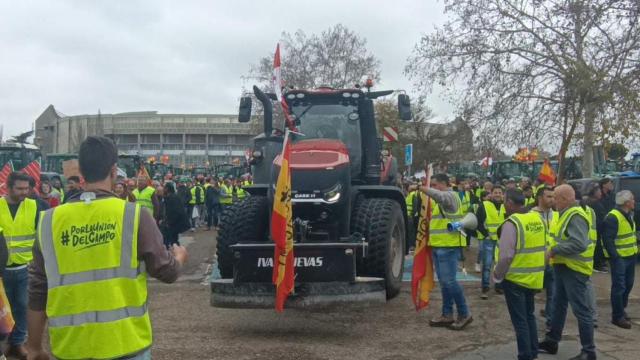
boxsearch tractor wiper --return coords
[293,105,314,123]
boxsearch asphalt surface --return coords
[144,229,640,360]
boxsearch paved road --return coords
[145,229,640,360]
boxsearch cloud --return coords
[0,0,451,138]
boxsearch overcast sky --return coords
[0,0,451,139]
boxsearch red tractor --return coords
[211,83,412,308]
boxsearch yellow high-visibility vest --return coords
[405,191,418,216]
[132,187,155,213]
[605,209,638,258]
[503,212,547,289]
[429,194,465,247]
[0,197,37,265]
[190,185,205,205]
[38,198,151,360]
[220,184,233,205]
[549,206,594,276]
[483,200,505,241]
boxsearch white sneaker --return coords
[474,263,481,273]
[0,354,7,360]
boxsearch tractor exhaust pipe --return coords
[253,86,273,136]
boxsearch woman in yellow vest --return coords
[26,136,188,360]
[602,190,638,329]
[494,189,546,360]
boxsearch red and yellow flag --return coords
[411,165,435,311]
[538,158,556,185]
[271,132,295,312]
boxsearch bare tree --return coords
[249,24,381,90]
[376,97,474,171]
[406,0,640,180]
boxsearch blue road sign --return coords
[405,143,413,166]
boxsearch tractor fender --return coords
[244,184,269,197]
[351,185,409,240]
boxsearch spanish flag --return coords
[271,131,295,312]
[411,167,435,311]
[538,158,556,186]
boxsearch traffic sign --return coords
[383,127,398,142]
[405,144,413,166]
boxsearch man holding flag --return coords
[421,173,473,330]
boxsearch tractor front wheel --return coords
[352,198,405,299]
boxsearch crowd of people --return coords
[404,174,636,360]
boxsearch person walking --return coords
[205,178,221,230]
[422,173,473,330]
[476,186,505,298]
[530,186,557,331]
[494,189,547,360]
[539,184,596,360]
[189,179,205,229]
[586,183,608,273]
[160,182,189,249]
[26,136,188,360]
[602,190,637,329]
[0,172,46,359]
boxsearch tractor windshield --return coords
[290,102,362,176]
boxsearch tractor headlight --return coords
[323,183,342,203]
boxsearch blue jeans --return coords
[2,267,28,345]
[609,256,636,321]
[481,240,496,289]
[543,265,555,329]
[503,280,538,360]
[545,265,595,356]
[433,247,469,318]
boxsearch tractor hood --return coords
[274,139,350,170]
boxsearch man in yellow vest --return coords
[132,176,159,220]
[494,189,547,360]
[476,186,505,298]
[602,190,637,329]
[26,136,188,360]
[422,173,473,330]
[189,179,205,229]
[219,178,234,210]
[0,172,44,360]
[538,185,596,360]
[530,185,558,331]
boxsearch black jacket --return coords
[162,194,189,233]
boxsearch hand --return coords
[171,244,189,265]
[545,249,554,262]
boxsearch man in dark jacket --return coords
[160,182,188,249]
[585,183,607,272]
[205,178,221,230]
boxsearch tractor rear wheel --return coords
[351,198,405,299]
[216,195,269,278]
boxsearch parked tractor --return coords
[211,84,412,308]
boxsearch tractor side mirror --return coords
[398,94,412,121]
[238,97,252,123]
